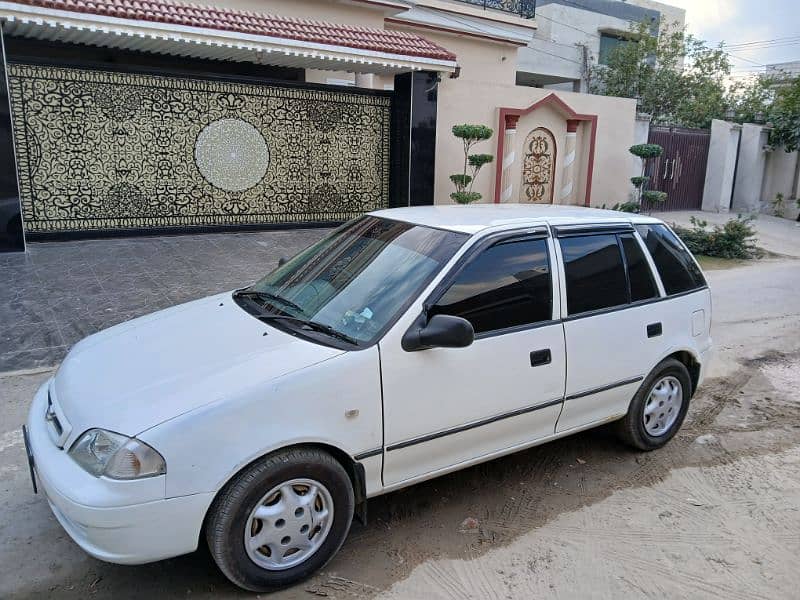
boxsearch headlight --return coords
[68,429,166,480]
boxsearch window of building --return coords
[620,234,659,302]
[560,234,628,314]
[429,237,552,334]
[599,33,633,65]
[635,224,706,295]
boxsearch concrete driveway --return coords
[653,211,800,258]
[0,228,330,373]
[1,256,799,599]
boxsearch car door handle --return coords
[647,322,662,338]
[530,349,551,367]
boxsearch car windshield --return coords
[239,216,467,346]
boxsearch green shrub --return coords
[629,143,665,159]
[772,193,784,217]
[452,124,493,141]
[611,201,641,213]
[641,190,668,203]
[451,191,482,204]
[673,215,759,259]
[468,153,494,168]
[630,176,650,187]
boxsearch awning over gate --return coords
[0,0,458,74]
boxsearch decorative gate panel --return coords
[521,127,556,204]
[7,64,391,234]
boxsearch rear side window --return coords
[620,234,658,302]
[635,224,706,295]
[429,237,552,334]
[559,234,628,314]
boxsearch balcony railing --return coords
[456,0,537,19]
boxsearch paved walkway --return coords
[0,228,330,373]
[654,211,800,258]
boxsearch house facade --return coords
[518,0,685,92]
[767,60,800,79]
[0,0,639,252]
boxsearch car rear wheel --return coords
[616,358,692,451]
[205,447,354,592]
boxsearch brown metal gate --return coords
[643,126,710,211]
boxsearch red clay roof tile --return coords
[9,0,456,61]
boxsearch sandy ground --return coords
[1,257,799,599]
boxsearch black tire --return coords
[616,358,692,451]
[205,447,354,592]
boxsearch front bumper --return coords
[26,381,215,565]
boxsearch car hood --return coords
[52,292,344,438]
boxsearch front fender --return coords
[138,347,383,499]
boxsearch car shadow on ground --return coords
[10,351,800,599]
[14,427,628,600]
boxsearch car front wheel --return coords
[205,447,354,592]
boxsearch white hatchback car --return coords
[24,205,712,591]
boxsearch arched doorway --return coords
[521,127,556,203]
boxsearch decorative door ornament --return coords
[521,127,556,203]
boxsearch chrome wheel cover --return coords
[643,375,683,436]
[244,478,334,571]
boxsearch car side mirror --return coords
[278,256,288,267]
[402,314,474,352]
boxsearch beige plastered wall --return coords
[197,1,635,204]
[200,0,396,90]
[393,28,637,207]
[305,70,395,90]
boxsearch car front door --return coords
[379,229,566,488]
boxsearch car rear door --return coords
[379,228,566,488]
[554,224,666,432]
[634,222,712,371]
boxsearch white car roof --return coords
[370,204,663,235]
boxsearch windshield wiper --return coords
[233,289,306,316]
[256,314,360,346]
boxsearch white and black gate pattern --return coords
[7,64,391,234]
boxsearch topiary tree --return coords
[629,143,665,210]
[450,124,494,204]
[589,19,731,129]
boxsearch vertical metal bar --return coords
[0,22,25,252]
[728,127,742,211]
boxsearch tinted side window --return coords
[620,234,658,302]
[635,224,706,295]
[429,238,552,334]
[560,234,628,314]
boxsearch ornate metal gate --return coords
[521,127,556,203]
[644,126,710,211]
[7,64,391,235]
